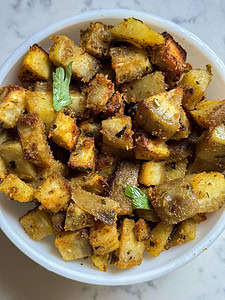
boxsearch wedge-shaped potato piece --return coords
[179,65,212,110]
[18,44,52,83]
[134,133,170,161]
[164,159,188,182]
[121,71,167,103]
[172,109,191,140]
[64,202,94,231]
[0,157,7,180]
[190,99,225,128]
[83,173,109,196]
[0,85,25,128]
[110,18,164,47]
[67,89,87,119]
[68,136,95,171]
[17,113,53,168]
[95,153,118,178]
[51,212,66,233]
[0,174,34,202]
[151,32,186,81]
[35,173,71,213]
[110,45,151,84]
[80,22,112,57]
[25,90,57,129]
[71,186,119,226]
[136,88,183,139]
[20,208,53,241]
[0,140,37,181]
[139,161,165,186]
[90,222,119,255]
[147,223,173,257]
[134,218,150,242]
[55,230,92,261]
[115,218,145,269]
[110,161,139,215]
[91,254,110,272]
[49,35,100,82]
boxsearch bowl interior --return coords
[0,11,225,285]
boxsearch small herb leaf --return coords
[125,185,151,210]
[53,61,73,111]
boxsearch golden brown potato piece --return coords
[0,174,34,202]
[164,160,188,182]
[34,173,71,213]
[178,65,212,110]
[90,222,119,255]
[20,208,53,241]
[110,161,139,215]
[55,230,92,261]
[17,113,53,168]
[134,218,150,242]
[0,157,7,180]
[136,88,183,140]
[115,218,145,269]
[49,35,100,82]
[79,120,100,139]
[18,44,52,83]
[91,254,110,272]
[80,22,112,57]
[0,85,25,128]
[172,109,191,140]
[151,32,186,81]
[83,173,109,196]
[139,161,165,186]
[110,17,164,47]
[110,45,151,84]
[39,159,69,180]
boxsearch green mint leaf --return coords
[125,185,151,210]
[53,61,73,111]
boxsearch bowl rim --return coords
[0,8,225,286]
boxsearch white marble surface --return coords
[0,0,225,299]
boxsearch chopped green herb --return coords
[124,185,151,210]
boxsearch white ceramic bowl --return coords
[0,9,225,286]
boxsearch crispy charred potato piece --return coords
[178,65,212,110]
[68,136,95,171]
[51,212,66,233]
[91,254,110,272]
[115,218,145,269]
[104,91,125,117]
[55,230,92,261]
[151,32,186,81]
[110,45,151,84]
[0,157,7,180]
[0,174,34,202]
[136,88,183,140]
[139,161,165,186]
[190,99,225,128]
[134,218,150,242]
[147,223,173,257]
[135,208,160,223]
[134,133,170,161]
[0,140,37,181]
[83,173,109,196]
[167,140,192,162]
[49,35,100,82]
[95,153,118,178]
[79,120,100,139]
[71,186,119,226]
[110,17,164,47]
[67,89,87,119]
[121,71,167,104]
[34,173,71,213]
[64,202,94,231]
[80,22,112,57]
[172,109,191,140]
[18,44,52,83]
[110,161,139,215]
[0,85,25,128]
[20,208,53,241]
[17,113,53,168]
[90,222,119,255]
[164,159,188,182]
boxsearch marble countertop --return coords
[0,0,225,299]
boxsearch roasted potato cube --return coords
[151,32,186,81]
[172,109,191,140]
[51,212,66,233]
[190,99,225,128]
[64,202,94,231]
[121,71,167,103]
[134,218,150,242]
[91,254,110,272]
[49,35,100,82]
[0,85,25,128]
[136,88,183,139]
[90,222,119,255]
[95,153,118,178]
[34,173,71,213]
[0,157,7,180]
[0,140,37,181]
[0,174,34,202]
[139,161,165,186]
[80,22,112,57]
[68,136,95,171]
[110,17,164,47]
[110,161,139,215]
[83,173,109,196]
[115,218,145,269]
[55,230,92,261]
[67,89,87,119]
[110,45,151,84]
[164,159,188,182]
[179,65,212,110]
[79,120,100,139]
[18,44,52,83]
[147,222,173,257]
[20,208,53,241]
